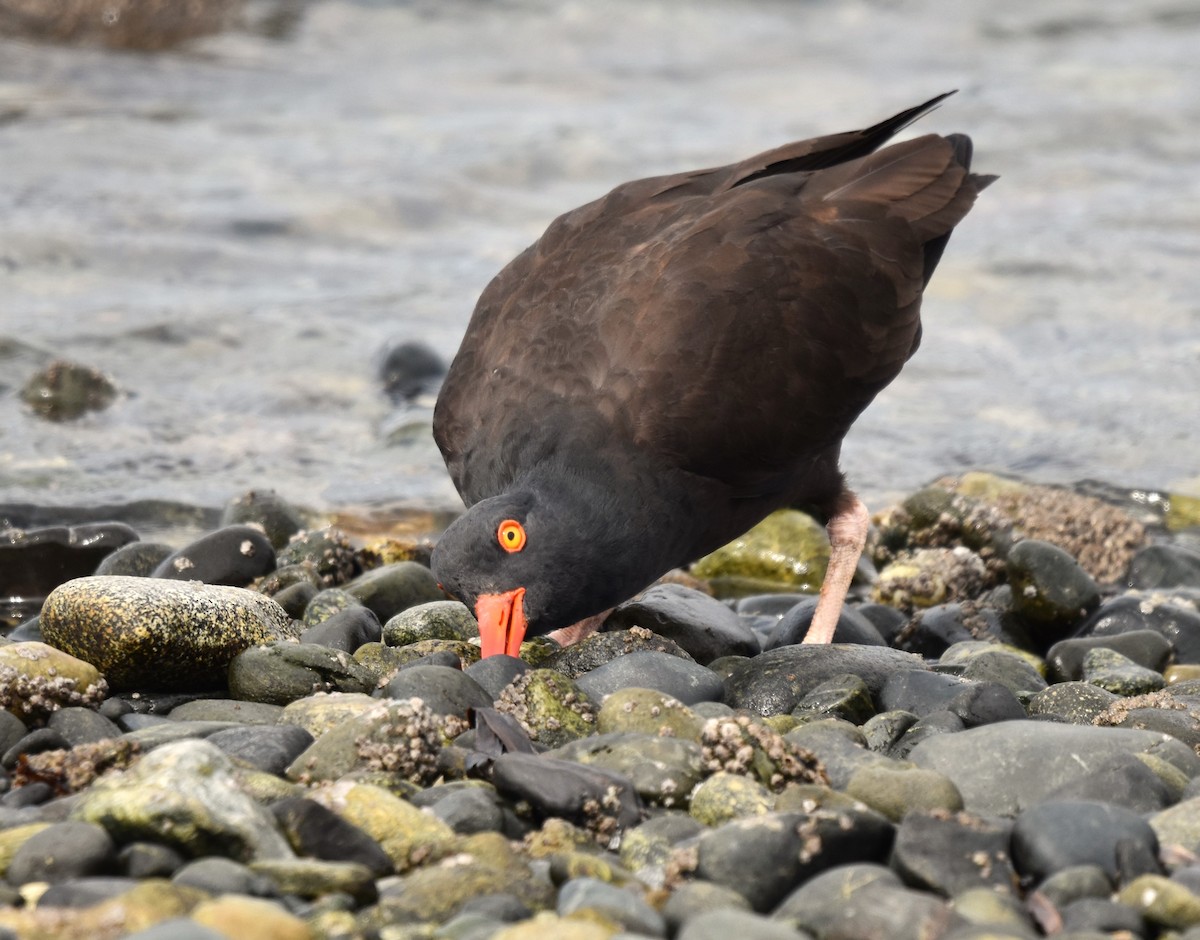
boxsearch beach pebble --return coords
[1012,799,1160,884]
[0,641,107,721]
[596,687,704,739]
[379,664,492,716]
[575,650,724,705]
[344,561,444,622]
[276,528,359,587]
[676,907,799,940]
[1046,629,1172,682]
[1082,647,1166,695]
[605,583,760,663]
[491,752,642,834]
[4,819,115,885]
[464,654,530,700]
[688,770,772,824]
[382,599,477,646]
[219,490,306,551]
[206,724,314,776]
[844,764,963,821]
[151,525,276,587]
[766,596,886,648]
[1127,544,1200,590]
[890,809,1015,895]
[298,604,381,652]
[1084,595,1200,664]
[269,796,393,876]
[550,732,703,808]
[227,641,376,705]
[1007,539,1100,635]
[544,628,694,677]
[96,540,174,578]
[557,876,666,935]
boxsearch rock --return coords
[189,895,311,940]
[41,576,294,691]
[676,907,798,940]
[791,673,876,723]
[0,881,208,939]
[311,781,455,872]
[94,541,175,578]
[946,681,1027,727]
[20,359,117,420]
[71,739,293,861]
[1059,897,1147,936]
[1025,681,1119,724]
[0,642,108,721]
[543,627,694,678]
[344,562,444,622]
[46,706,122,745]
[269,796,393,876]
[955,647,1048,698]
[383,600,478,646]
[878,669,976,718]
[1080,595,1200,663]
[1041,752,1181,813]
[379,339,445,402]
[556,876,666,935]
[844,765,963,822]
[873,548,988,611]
[909,721,1200,815]
[1034,864,1113,908]
[496,670,596,748]
[575,651,724,705]
[1127,544,1200,590]
[723,645,925,716]
[219,491,306,551]
[691,509,829,597]
[703,714,828,790]
[302,587,363,626]
[861,710,919,753]
[890,810,1016,896]
[766,596,887,648]
[276,528,359,588]
[1082,647,1165,695]
[595,687,704,739]
[423,784,507,834]
[379,664,492,715]
[248,856,377,904]
[491,753,642,838]
[619,812,705,881]
[270,581,318,620]
[1012,800,1159,885]
[168,699,283,725]
[152,525,276,587]
[172,856,276,897]
[1117,874,1200,930]
[1046,630,1172,682]
[205,724,314,776]
[278,691,379,738]
[227,641,376,705]
[298,605,381,652]
[606,583,760,663]
[688,771,773,825]
[118,842,187,879]
[1007,539,1100,638]
[4,819,115,885]
[551,732,703,808]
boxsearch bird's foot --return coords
[802,491,869,644]
[547,609,612,648]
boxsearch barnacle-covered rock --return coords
[495,670,596,747]
[699,714,827,792]
[0,641,108,722]
[276,527,360,587]
[872,547,988,612]
[13,737,139,794]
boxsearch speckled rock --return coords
[1026,681,1120,724]
[227,641,376,705]
[595,687,705,740]
[890,810,1016,896]
[344,561,444,622]
[276,527,360,588]
[690,509,830,597]
[543,626,694,677]
[496,669,596,747]
[1007,539,1100,635]
[41,576,294,691]
[151,524,276,587]
[1082,647,1166,695]
[873,547,988,610]
[550,732,704,808]
[71,739,293,861]
[382,599,478,647]
[0,641,107,721]
[302,588,363,626]
[605,583,760,664]
[689,770,773,824]
[700,714,827,791]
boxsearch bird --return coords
[431,92,994,658]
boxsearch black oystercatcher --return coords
[432,93,993,658]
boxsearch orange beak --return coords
[475,587,528,658]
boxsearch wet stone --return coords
[575,650,724,705]
[1035,864,1114,908]
[544,627,695,678]
[298,604,381,653]
[151,524,276,587]
[556,876,666,935]
[93,540,173,578]
[690,509,829,597]
[766,596,887,648]
[278,691,378,738]
[605,583,760,664]
[227,641,376,705]
[302,588,363,626]
[219,490,306,551]
[168,698,283,725]
[946,681,1027,727]
[20,359,117,421]
[424,784,507,834]
[4,819,115,885]
[0,642,107,722]
[269,795,393,876]
[1080,595,1200,664]
[464,654,529,700]
[46,706,121,745]
[552,732,703,808]
[1059,897,1147,936]
[1026,681,1120,724]
[0,522,139,600]
[496,669,596,748]
[844,764,964,822]
[1127,544,1200,590]
[379,664,492,716]
[1007,539,1100,638]
[619,812,704,880]
[1082,647,1166,695]
[954,648,1048,699]
[382,599,478,646]
[1041,752,1181,813]
[118,842,187,879]
[878,668,975,718]
[861,709,919,753]
[249,856,377,904]
[491,752,642,839]
[270,580,318,620]
[1047,629,1172,682]
[379,338,446,402]
[792,673,876,723]
[343,561,444,622]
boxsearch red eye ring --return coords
[497,519,526,553]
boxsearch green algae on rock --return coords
[495,669,597,747]
[40,575,294,691]
[0,641,108,721]
[690,509,830,597]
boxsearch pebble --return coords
[0,641,108,722]
[219,490,307,551]
[297,604,381,652]
[1046,629,1172,682]
[1127,544,1200,590]
[890,809,1015,895]
[1082,647,1166,695]
[5,819,115,885]
[551,732,703,808]
[343,561,445,622]
[575,650,724,705]
[205,724,314,775]
[382,599,478,646]
[766,595,887,647]
[378,664,492,715]
[556,876,666,935]
[605,583,760,663]
[151,524,277,587]
[689,508,830,596]
[227,641,376,705]
[1085,595,1200,664]
[1012,799,1160,883]
[1006,539,1101,637]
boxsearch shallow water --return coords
[2,0,1199,536]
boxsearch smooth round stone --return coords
[575,651,724,705]
[303,589,363,626]
[766,596,886,649]
[151,525,276,587]
[118,842,187,879]
[946,681,1027,727]
[909,721,1200,816]
[557,876,666,936]
[689,771,772,825]
[495,670,596,748]
[596,687,704,739]
[41,576,294,691]
[957,649,1048,698]
[227,641,376,705]
[168,699,284,725]
[344,562,444,622]
[949,887,1034,934]
[861,710,919,753]
[1026,682,1120,724]
[490,752,642,832]
[1082,648,1165,695]
[379,664,492,715]
[1117,874,1200,930]
[1128,544,1200,590]
[46,706,122,745]
[95,541,174,578]
[382,600,477,647]
[606,583,760,664]
[1041,752,1181,813]
[890,810,1015,896]
[691,509,830,596]
[0,709,28,757]
[35,877,143,907]
[1007,539,1100,633]
[1035,864,1113,907]
[889,710,966,760]
[219,490,306,551]
[271,580,319,620]
[379,339,445,402]
[1082,596,1200,663]
[1151,796,1200,855]
[249,857,377,904]
[189,895,310,939]
[792,673,875,723]
[298,605,381,653]
[544,628,694,678]
[206,724,314,775]
[269,796,392,876]
[844,764,963,822]
[675,907,795,940]
[878,668,976,718]
[0,522,139,599]
[723,645,925,716]
[0,641,108,724]
[464,654,530,700]
[5,820,115,885]
[422,785,506,835]
[619,812,705,878]
[1060,897,1147,935]
[172,856,277,897]
[781,720,878,789]
[278,692,379,739]
[551,732,703,809]
[1047,630,1172,683]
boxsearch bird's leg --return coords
[802,490,869,644]
[547,609,612,648]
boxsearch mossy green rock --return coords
[278,691,379,738]
[844,764,964,822]
[1166,491,1200,532]
[1118,874,1200,929]
[303,588,362,626]
[312,781,455,872]
[872,547,987,610]
[354,639,479,684]
[41,576,294,691]
[691,509,829,596]
[690,771,773,825]
[0,879,207,937]
[550,732,704,808]
[1082,647,1165,695]
[618,813,704,876]
[0,641,107,720]
[383,600,478,646]
[498,669,596,747]
[227,641,376,705]
[596,687,704,740]
[1007,539,1100,627]
[249,857,377,903]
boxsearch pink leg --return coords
[802,491,869,645]
[547,609,612,648]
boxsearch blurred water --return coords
[2,0,1198,530]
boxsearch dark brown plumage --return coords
[432,93,994,657]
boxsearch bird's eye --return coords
[497,519,526,553]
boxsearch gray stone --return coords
[344,562,444,622]
[557,877,666,936]
[1007,540,1100,635]
[575,651,724,705]
[606,584,760,664]
[206,724,315,775]
[383,600,479,647]
[227,641,376,705]
[5,820,115,885]
[379,664,492,716]
[551,732,704,809]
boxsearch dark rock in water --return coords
[1012,800,1161,883]
[909,721,1200,816]
[379,340,446,402]
[379,664,492,716]
[270,796,393,876]
[206,724,314,775]
[1026,681,1120,724]
[723,645,925,716]
[891,810,1016,896]
[606,583,760,664]
[1084,594,1200,664]
[575,651,724,705]
[152,524,276,587]
[5,820,115,885]
[94,541,173,578]
[20,359,117,420]
[491,752,642,833]
[228,641,376,705]
[277,528,360,587]
[695,808,893,912]
[299,605,381,653]
[1127,544,1200,590]
[878,669,975,718]
[41,575,294,691]
[465,654,529,700]
[0,522,139,598]
[545,628,695,678]
[1007,539,1100,640]
[1046,629,1172,682]
[219,490,306,550]
[766,596,886,649]
[344,562,444,622]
